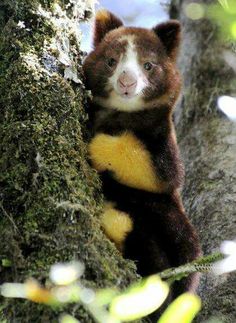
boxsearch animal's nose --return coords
[117,71,137,94]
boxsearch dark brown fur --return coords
[83,10,201,319]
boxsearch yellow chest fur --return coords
[88,131,166,192]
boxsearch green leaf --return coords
[110,275,169,321]
[158,293,201,323]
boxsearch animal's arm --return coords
[138,129,185,191]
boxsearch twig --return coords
[158,252,224,282]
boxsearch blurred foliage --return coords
[0,261,202,323]
[1,246,233,322]
[110,275,169,321]
[208,0,236,39]
[1,242,235,323]
[158,293,201,323]
[184,1,236,40]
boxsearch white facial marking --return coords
[112,36,147,96]
[95,35,149,112]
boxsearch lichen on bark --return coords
[0,1,138,321]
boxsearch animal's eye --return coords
[107,58,117,68]
[144,62,153,71]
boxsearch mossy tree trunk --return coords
[170,0,236,321]
[0,1,138,321]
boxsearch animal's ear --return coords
[153,20,181,61]
[93,10,123,47]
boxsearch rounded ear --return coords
[93,10,123,47]
[153,20,181,61]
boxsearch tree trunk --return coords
[170,0,236,322]
[0,1,138,321]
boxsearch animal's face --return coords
[83,10,182,112]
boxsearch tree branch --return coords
[158,252,224,283]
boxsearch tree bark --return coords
[0,1,138,322]
[170,0,236,322]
